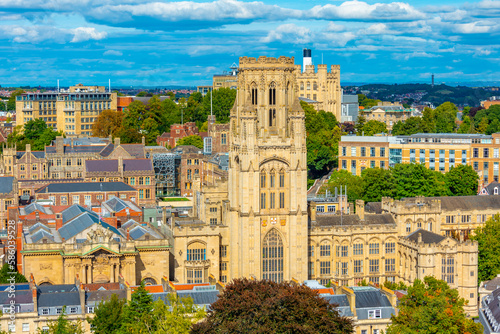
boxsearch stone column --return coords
[110,264,115,283]
[86,265,92,284]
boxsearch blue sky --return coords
[0,0,499,87]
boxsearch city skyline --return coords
[0,0,499,86]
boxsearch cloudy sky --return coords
[0,0,499,87]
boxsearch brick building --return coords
[156,122,203,149]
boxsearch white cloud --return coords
[262,24,312,44]
[325,22,345,32]
[104,49,123,56]
[71,27,107,42]
[453,22,494,34]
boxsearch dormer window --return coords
[495,187,498,195]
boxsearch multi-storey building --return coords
[339,133,500,184]
[0,176,18,228]
[363,102,413,131]
[212,64,238,90]
[15,84,117,135]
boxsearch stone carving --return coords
[40,263,52,270]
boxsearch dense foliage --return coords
[392,102,458,135]
[322,163,478,202]
[302,101,341,179]
[92,89,236,145]
[176,135,204,149]
[386,276,482,334]
[191,278,354,334]
[471,214,500,282]
[7,119,63,151]
[0,263,28,283]
[88,284,205,334]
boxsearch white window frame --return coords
[368,309,382,319]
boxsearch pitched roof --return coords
[480,287,500,331]
[99,143,115,157]
[400,195,500,212]
[29,222,51,234]
[177,290,219,305]
[86,159,118,172]
[31,230,55,243]
[0,290,33,305]
[352,288,393,308]
[62,204,97,224]
[36,182,136,194]
[0,176,15,194]
[315,213,396,227]
[38,287,80,308]
[24,202,47,215]
[406,228,446,244]
[58,212,123,240]
[85,290,127,304]
[123,159,152,171]
[484,181,500,195]
[131,285,164,293]
[83,282,121,292]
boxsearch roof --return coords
[85,290,127,304]
[46,145,105,154]
[0,290,33,305]
[24,202,47,215]
[86,159,118,172]
[83,282,121,291]
[176,290,219,305]
[481,286,500,332]
[123,159,153,171]
[58,212,123,240]
[131,285,164,293]
[299,97,319,103]
[365,202,382,214]
[62,204,98,224]
[484,181,500,195]
[29,222,51,234]
[352,287,393,308]
[171,283,210,291]
[36,182,136,194]
[37,285,80,308]
[483,275,500,291]
[438,195,500,211]
[405,228,446,244]
[0,177,15,194]
[31,230,55,243]
[315,214,396,227]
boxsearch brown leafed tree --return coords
[191,278,354,334]
[92,109,124,137]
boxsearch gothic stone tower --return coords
[228,56,308,282]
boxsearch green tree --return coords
[136,91,147,97]
[141,117,160,146]
[355,110,366,134]
[422,107,436,133]
[176,135,203,149]
[7,119,62,151]
[88,293,126,334]
[38,306,85,334]
[0,100,6,111]
[361,120,387,136]
[321,170,364,202]
[152,294,205,334]
[0,263,28,283]
[361,168,394,202]
[477,116,489,134]
[457,115,473,134]
[391,163,448,199]
[486,118,500,135]
[471,214,500,282]
[307,127,341,179]
[392,117,425,136]
[200,88,236,123]
[191,278,354,334]
[119,283,155,333]
[92,109,124,138]
[386,276,482,334]
[434,102,458,133]
[445,164,479,196]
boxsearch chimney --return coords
[302,48,312,73]
[142,136,145,146]
[55,136,64,154]
[356,199,365,220]
[114,137,120,146]
[126,228,130,241]
[118,156,123,175]
[26,143,31,153]
[32,285,38,312]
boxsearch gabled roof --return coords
[484,181,500,196]
[62,204,98,224]
[24,202,47,215]
[315,213,396,227]
[406,228,446,244]
[37,285,80,308]
[128,225,161,240]
[0,289,33,305]
[352,287,393,308]
[59,212,123,240]
[85,289,127,304]
[31,230,55,243]
[29,222,51,235]
[0,177,15,194]
[177,290,219,305]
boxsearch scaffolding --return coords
[152,153,180,197]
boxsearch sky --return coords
[0,0,499,87]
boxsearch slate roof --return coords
[86,159,118,172]
[31,230,55,243]
[24,202,47,215]
[0,177,15,194]
[16,151,45,159]
[0,290,33,305]
[45,145,105,154]
[83,282,121,291]
[123,159,152,171]
[406,228,446,244]
[400,195,500,211]
[122,144,145,158]
[483,276,500,291]
[36,182,136,193]
[58,212,123,240]
[85,290,127,304]
[176,290,219,305]
[62,204,98,224]
[481,287,500,332]
[352,287,393,308]
[484,181,500,195]
[315,214,396,226]
[38,290,80,308]
[127,225,161,240]
[98,143,115,157]
[0,284,30,292]
[29,222,51,234]
[104,197,128,212]
[365,202,382,214]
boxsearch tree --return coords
[176,135,203,149]
[457,115,473,134]
[307,127,341,179]
[200,88,236,123]
[355,110,366,134]
[391,163,448,199]
[141,117,160,146]
[0,263,27,283]
[361,168,394,202]
[0,100,6,111]
[136,91,148,97]
[434,102,458,133]
[477,117,489,134]
[445,165,479,196]
[92,109,124,138]
[191,278,354,334]
[7,119,62,151]
[88,293,126,334]
[321,170,364,202]
[392,117,425,135]
[119,283,155,333]
[361,120,387,136]
[152,294,205,334]
[471,214,500,282]
[386,276,482,334]
[39,306,85,334]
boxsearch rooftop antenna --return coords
[210,90,213,117]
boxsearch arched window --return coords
[251,85,258,105]
[269,83,276,105]
[279,170,285,188]
[262,229,283,282]
[187,241,206,261]
[306,81,310,90]
[142,277,157,286]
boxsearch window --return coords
[22,323,30,332]
[442,257,454,284]
[368,309,382,319]
[473,148,479,158]
[342,147,346,156]
[187,245,206,261]
[210,207,217,213]
[251,87,258,105]
[341,262,348,275]
[72,195,79,205]
[340,245,348,257]
[316,205,324,213]
[42,308,49,315]
[130,177,135,185]
[187,269,203,283]
[32,164,37,171]
[369,259,379,273]
[370,147,375,157]
[385,258,395,272]
[220,245,227,258]
[269,192,275,209]
[484,148,489,158]
[380,161,385,169]
[308,262,314,276]
[260,172,266,188]
[369,243,379,254]
[353,243,363,255]
[139,177,144,185]
[270,172,275,188]
[327,205,335,212]
[139,189,144,199]
[220,262,227,271]
[263,229,283,282]
[354,260,363,273]
[20,164,25,171]
[406,223,411,233]
[380,147,385,157]
[8,324,15,332]
[260,192,266,209]
[320,244,331,256]
[385,242,395,254]
[221,133,227,145]
[279,192,285,209]
[56,307,63,314]
[360,147,366,157]
[351,147,357,157]
[77,158,82,166]
[279,171,285,187]
[308,245,314,257]
[320,261,330,275]
[210,218,217,225]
